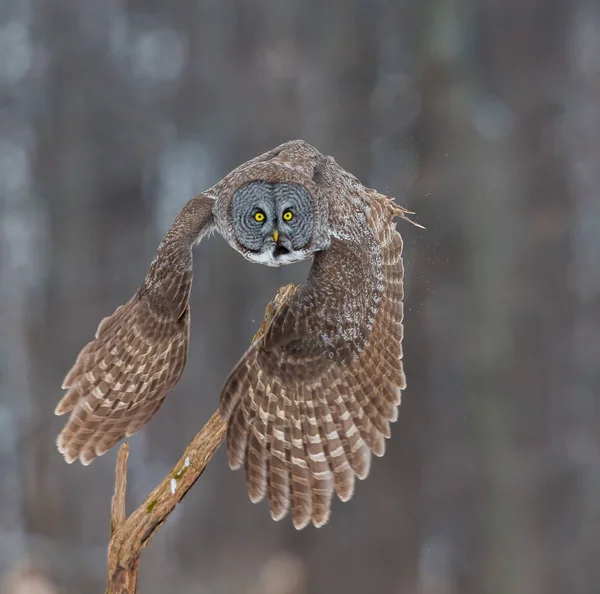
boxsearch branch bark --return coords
[106,284,297,594]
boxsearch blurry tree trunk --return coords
[0,0,46,580]
[487,1,575,593]
[409,0,574,592]
[559,1,600,592]
[25,2,159,591]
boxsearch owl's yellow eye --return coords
[254,211,266,222]
[282,210,293,222]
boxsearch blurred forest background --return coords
[1,0,599,593]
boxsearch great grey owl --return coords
[55,140,420,529]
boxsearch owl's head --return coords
[229,181,317,267]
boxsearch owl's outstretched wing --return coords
[55,195,215,465]
[220,197,407,529]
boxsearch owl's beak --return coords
[272,230,279,243]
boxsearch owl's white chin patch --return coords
[246,249,309,267]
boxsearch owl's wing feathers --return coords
[220,194,407,529]
[55,195,215,465]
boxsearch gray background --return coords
[1,0,599,593]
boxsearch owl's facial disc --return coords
[231,181,315,267]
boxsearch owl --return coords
[55,140,420,529]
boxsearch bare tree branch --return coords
[111,443,129,536]
[106,284,297,594]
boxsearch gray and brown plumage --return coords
[55,140,421,529]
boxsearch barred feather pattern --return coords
[55,195,214,464]
[220,186,407,529]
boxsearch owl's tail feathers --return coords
[389,202,425,229]
[55,294,189,465]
